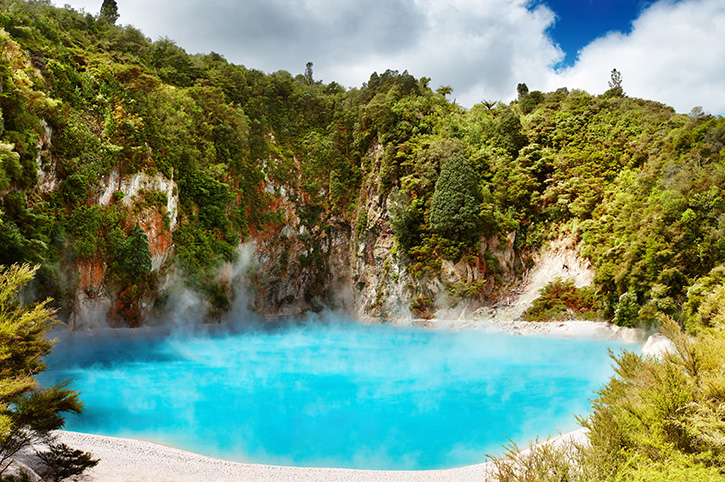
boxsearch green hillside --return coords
[0,0,723,331]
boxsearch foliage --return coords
[0,0,723,324]
[0,264,96,479]
[490,437,588,482]
[604,68,624,97]
[581,316,725,479]
[523,278,597,322]
[36,443,98,482]
[430,153,483,244]
[99,0,119,25]
[492,316,725,481]
[113,222,152,282]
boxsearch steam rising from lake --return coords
[42,319,635,470]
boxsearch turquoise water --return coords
[41,320,635,470]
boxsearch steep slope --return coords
[1,1,724,331]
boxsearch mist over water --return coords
[41,319,636,470]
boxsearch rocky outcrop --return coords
[63,140,531,327]
[350,148,412,320]
[34,119,58,193]
[492,235,595,321]
[348,143,520,322]
[71,169,179,328]
[251,173,353,316]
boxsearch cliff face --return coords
[97,169,178,270]
[40,132,520,327]
[242,140,519,323]
[68,168,179,328]
[347,144,519,321]
[250,155,354,316]
[3,14,524,326]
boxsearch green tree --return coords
[519,90,544,114]
[517,82,529,101]
[0,264,97,478]
[122,223,153,279]
[0,143,22,191]
[304,62,314,85]
[430,153,484,243]
[436,85,453,96]
[494,107,528,157]
[100,0,119,25]
[604,68,624,97]
[608,68,622,89]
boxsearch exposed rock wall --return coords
[71,169,179,328]
[493,235,595,321]
[350,148,414,321]
[347,143,520,322]
[251,176,353,316]
[59,139,533,326]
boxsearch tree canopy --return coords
[99,0,119,25]
[430,153,484,243]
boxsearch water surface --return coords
[42,320,635,470]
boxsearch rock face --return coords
[344,143,519,322]
[250,170,353,316]
[97,168,178,271]
[350,149,410,320]
[246,141,522,323]
[642,332,676,357]
[61,139,529,326]
[71,169,179,328]
[494,235,595,321]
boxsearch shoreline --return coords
[403,316,649,344]
[15,429,586,482]
[36,430,498,482]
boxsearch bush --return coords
[613,290,640,327]
[523,278,597,322]
[0,264,97,480]
[490,437,587,482]
[491,316,725,481]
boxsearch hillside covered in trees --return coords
[0,0,724,332]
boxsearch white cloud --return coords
[547,0,725,114]
[55,0,725,114]
[377,0,564,107]
[58,0,562,105]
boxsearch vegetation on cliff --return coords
[0,1,724,480]
[0,0,723,330]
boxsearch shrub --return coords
[613,290,640,327]
[523,278,597,322]
[0,264,97,480]
[491,316,725,481]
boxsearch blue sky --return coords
[541,0,656,67]
[57,0,724,114]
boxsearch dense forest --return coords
[0,0,724,330]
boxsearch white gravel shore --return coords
[51,430,496,482]
[33,428,589,482]
[21,429,581,482]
